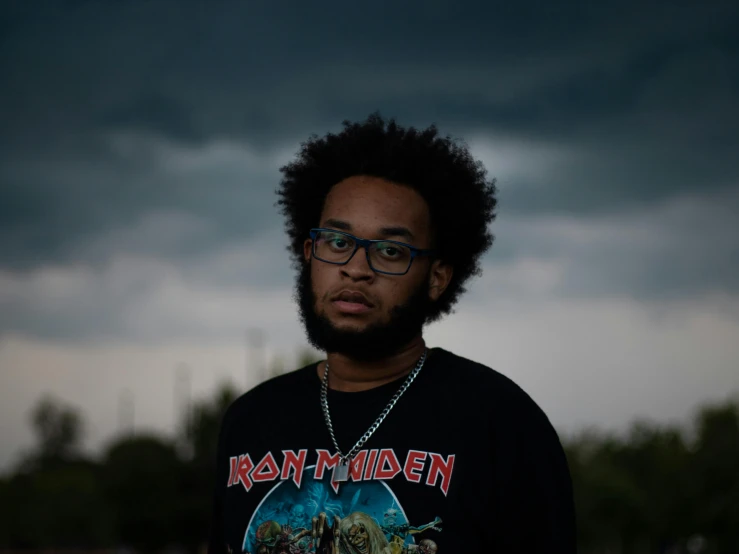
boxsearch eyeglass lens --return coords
[313,231,412,274]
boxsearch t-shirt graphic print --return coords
[228,447,449,553]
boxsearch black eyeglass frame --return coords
[308,228,436,275]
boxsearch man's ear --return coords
[303,239,313,263]
[428,260,453,301]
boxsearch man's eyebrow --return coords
[323,218,352,231]
[322,219,415,240]
[378,226,414,240]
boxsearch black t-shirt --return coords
[208,347,576,554]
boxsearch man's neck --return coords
[317,335,428,392]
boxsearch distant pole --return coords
[174,362,192,440]
[246,328,266,387]
[118,389,134,436]
[117,390,124,434]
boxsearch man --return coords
[208,113,576,553]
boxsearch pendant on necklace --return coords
[333,458,350,482]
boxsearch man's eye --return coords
[378,245,401,257]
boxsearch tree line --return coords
[0,367,736,553]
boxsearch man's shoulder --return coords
[430,347,548,417]
[222,364,317,421]
[430,347,526,393]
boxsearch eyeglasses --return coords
[308,228,435,275]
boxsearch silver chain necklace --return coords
[321,348,428,482]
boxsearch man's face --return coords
[297,175,448,360]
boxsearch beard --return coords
[295,263,432,362]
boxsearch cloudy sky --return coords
[1,0,738,473]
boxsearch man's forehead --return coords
[320,217,416,240]
[321,178,431,238]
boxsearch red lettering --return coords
[373,449,402,480]
[228,456,238,486]
[403,450,427,483]
[281,449,308,488]
[314,449,340,480]
[234,453,255,492]
[252,452,280,482]
[364,449,379,480]
[426,453,455,496]
[349,450,368,481]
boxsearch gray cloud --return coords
[2,185,737,343]
[490,189,739,300]
[99,93,207,146]
[0,135,284,268]
[0,0,737,321]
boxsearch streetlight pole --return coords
[246,327,266,388]
[174,362,192,457]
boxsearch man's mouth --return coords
[332,299,373,314]
[331,290,374,313]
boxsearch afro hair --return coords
[276,112,498,322]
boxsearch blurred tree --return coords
[101,434,183,551]
[0,476,9,547]
[567,432,648,552]
[630,422,692,546]
[0,397,112,548]
[177,381,240,551]
[566,401,739,554]
[184,381,240,467]
[690,399,739,553]
[29,395,85,465]
[10,461,113,548]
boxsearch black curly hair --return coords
[276,112,498,323]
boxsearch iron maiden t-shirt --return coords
[207,348,576,554]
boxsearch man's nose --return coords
[341,246,374,278]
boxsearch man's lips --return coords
[332,300,373,314]
[332,290,374,307]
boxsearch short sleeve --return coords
[490,393,577,552]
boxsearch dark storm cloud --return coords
[0,0,738,272]
[0,134,277,262]
[98,93,206,146]
[3,0,737,149]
